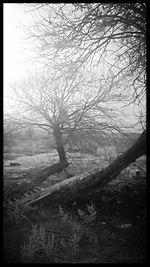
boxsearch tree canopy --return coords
[25,3,146,107]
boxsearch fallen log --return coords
[5,162,69,199]
[21,130,146,206]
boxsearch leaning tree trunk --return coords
[4,125,69,199]
[21,130,146,206]
[53,124,68,165]
[5,162,69,199]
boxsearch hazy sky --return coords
[4,4,30,83]
[4,3,35,111]
[4,3,145,132]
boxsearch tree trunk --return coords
[5,126,69,199]
[53,124,68,165]
[4,125,69,200]
[21,130,146,206]
[5,162,69,199]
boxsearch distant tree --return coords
[17,126,35,141]
[25,126,35,140]
[4,126,18,152]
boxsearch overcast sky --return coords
[4,4,30,83]
[4,3,145,132]
[4,3,35,112]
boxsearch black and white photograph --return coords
[4,3,146,263]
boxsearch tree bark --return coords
[53,124,68,165]
[21,130,146,206]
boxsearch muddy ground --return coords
[3,152,146,263]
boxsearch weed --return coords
[78,209,86,220]
[21,204,99,263]
[21,224,56,263]
[86,202,97,221]
[58,204,99,254]
[7,199,30,224]
[59,205,73,224]
[78,202,97,224]
[58,205,84,255]
[71,230,81,254]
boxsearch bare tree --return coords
[4,3,146,200]
[6,66,130,165]
[23,3,146,107]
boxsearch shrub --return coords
[21,204,99,263]
[21,224,56,263]
[59,204,73,224]
[78,202,97,224]
[58,203,98,254]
